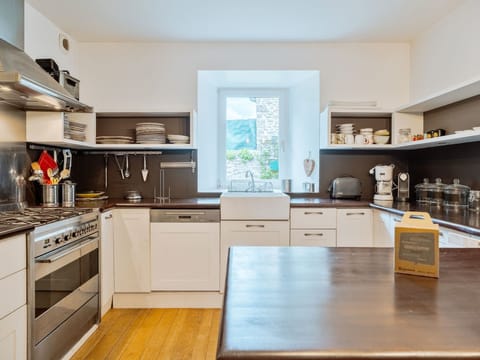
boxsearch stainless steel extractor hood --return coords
[0,39,92,112]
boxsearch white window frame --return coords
[217,88,288,190]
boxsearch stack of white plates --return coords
[336,123,355,135]
[64,115,87,142]
[136,122,166,144]
[167,134,190,144]
[96,136,134,144]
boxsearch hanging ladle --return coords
[124,154,131,178]
[141,154,149,182]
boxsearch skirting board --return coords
[113,292,223,308]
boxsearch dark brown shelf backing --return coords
[96,112,191,140]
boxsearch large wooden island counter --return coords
[217,247,480,359]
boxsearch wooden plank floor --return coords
[71,309,221,360]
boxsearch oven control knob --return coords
[64,233,71,242]
[55,237,62,244]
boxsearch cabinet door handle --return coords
[346,212,365,216]
[104,214,113,219]
[245,224,265,228]
[304,211,324,215]
[393,218,401,222]
[304,233,324,237]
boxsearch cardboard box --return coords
[394,211,439,278]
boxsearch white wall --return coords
[24,3,80,79]
[410,0,480,101]
[78,42,410,112]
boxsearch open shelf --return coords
[397,76,480,113]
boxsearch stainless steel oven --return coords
[27,209,100,360]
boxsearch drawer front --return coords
[0,305,27,360]
[290,229,336,247]
[290,208,337,229]
[0,270,26,319]
[0,234,26,279]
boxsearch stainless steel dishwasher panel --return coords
[150,209,220,223]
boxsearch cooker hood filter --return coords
[0,39,92,112]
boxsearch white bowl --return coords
[373,135,390,144]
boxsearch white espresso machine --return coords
[369,164,395,203]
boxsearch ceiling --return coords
[27,0,464,43]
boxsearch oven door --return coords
[33,234,99,346]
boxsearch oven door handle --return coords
[35,236,98,263]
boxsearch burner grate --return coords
[0,208,92,226]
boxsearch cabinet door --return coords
[373,209,393,247]
[150,223,220,291]
[290,208,336,229]
[337,209,373,247]
[220,221,290,291]
[290,229,336,247]
[100,211,114,316]
[113,209,150,293]
[0,305,26,360]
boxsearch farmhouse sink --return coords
[220,191,290,220]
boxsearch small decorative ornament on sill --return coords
[394,212,439,278]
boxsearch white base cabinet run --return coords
[150,222,220,291]
[336,209,373,247]
[100,211,114,317]
[290,208,337,247]
[0,234,27,360]
[113,209,150,293]
[220,221,289,291]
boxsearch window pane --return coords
[225,96,280,183]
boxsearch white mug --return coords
[363,134,373,144]
[345,134,354,144]
[355,134,364,144]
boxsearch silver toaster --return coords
[328,177,362,200]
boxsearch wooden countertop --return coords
[217,247,480,359]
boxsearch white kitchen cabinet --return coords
[0,305,26,360]
[220,220,289,291]
[0,233,27,360]
[290,208,337,247]
[26,111,96,148]
[113,208,150,293]
[150,222,220,291]
[336,209,373,247]
[290,230,336,247]
[100,211,114,316]
[372,209,394,247]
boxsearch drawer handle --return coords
[245,224,265,228]
[304,211,324,215]
[304,233,324,237]
[104,214,113,219]
[393,218,401,222]
[346,212,365,216]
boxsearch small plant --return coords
[226,150,236,161]
[237,148,255,163]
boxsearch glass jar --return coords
[415,178,431,204]
[469,190,480,212]
[398,128,411,143]
[428,178,445,206]
[444,178,470,208]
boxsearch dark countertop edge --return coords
[370,203,480,237]
[217,350,480,359]
[0,224,34,240]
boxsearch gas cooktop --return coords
[0,207,93,226]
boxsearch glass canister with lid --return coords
[398,128,412,143]
[469,190,480,212]
[428,178,445,206]
[415,178,431,204]
[443,178,470,208]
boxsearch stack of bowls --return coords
[335,123,355,144]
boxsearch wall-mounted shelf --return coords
[396,76,480,113]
